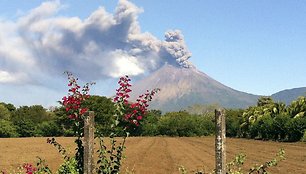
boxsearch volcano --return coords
[130,64,260,112]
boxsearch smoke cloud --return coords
[0,0,193,85]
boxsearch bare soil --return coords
[0,137,305,174]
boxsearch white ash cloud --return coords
[0,0,193,85]
[163,30,193,68]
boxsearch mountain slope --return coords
[130,64,259,112]
[272,87,306,104]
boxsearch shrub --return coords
[157,111,214,137]
[301,130,306,142]
[286,117,306,142]
[46,74,159,174]
[178,149,285,174]
[258,115,274,140]
[271,113,290,141]
[142,123,159,136]
[14,119,36,137]
[225,109,244,137]
[34,121,62,137]
[0,104,11,120]
[193,114,214,136]
[57,158,78,174]
[139,110,161,136]
[0,119,19,137]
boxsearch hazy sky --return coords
[0,0,306,107]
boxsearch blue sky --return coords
[0,0,306,107]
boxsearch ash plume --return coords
[162,30,193,68]
[0,0,194,86]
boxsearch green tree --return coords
[52,95,117,136]
[194,113,214,136]
[286,117,306,142]
[35,120,62,137]
[157,111,214,137]
[0,104,11,120]
[141,110,162,136]
[272,113,290,141]
[83,95,116,136]
[257,96,274,107]
[0,119,19,137]
[11,105,51,137]
[258,115,274,140]
[241,97,286,138]
[240,95,306,141]
[53,106,74,136]
[14,118,36,137]
[0,102,16,112]
[158,112,181,136]
[11,105,51,124]
[287,96,306,118]
[225,109,244,137]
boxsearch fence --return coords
[215,109,226,174]
[84,111,95,174]
[83,109,227,174]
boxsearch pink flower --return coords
[80,108,88,115]
[23,163,37,174]
[62,72,94,121]
[113,75,160,127]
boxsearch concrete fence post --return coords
[215,109,226,174]
[84,111,95,174]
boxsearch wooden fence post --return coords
[215,109,226,174]
[84,111,95,174]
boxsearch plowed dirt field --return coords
[0,137,305,173]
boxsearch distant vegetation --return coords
[228,96,306,142]
[0,98,215,138]
[0,96,116,138]
[1,95,305,142]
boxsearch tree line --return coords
[0,95,215,138]
[0,95,305,142]
[0,96,115,137]
[226,96,306,142]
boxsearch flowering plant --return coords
[1,157,51,174]
[22,163,37,174]
[58,72,95,173]
[113,75,160,129]
[61,72,94,120]
[2,73,159,174]
[96,75,159,173]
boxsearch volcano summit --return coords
[130,63,260,112]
